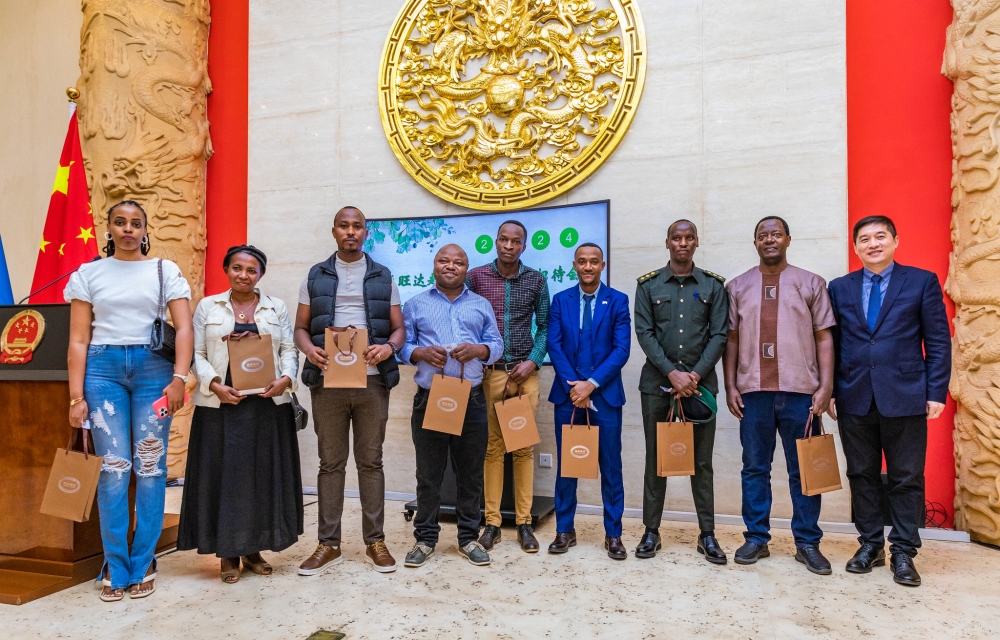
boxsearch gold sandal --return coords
[241,554,273,576]
[220,558,241,584]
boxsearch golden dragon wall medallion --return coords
[379,0,646,210]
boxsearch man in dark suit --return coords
[827,215,951,587]
[546,243,632,559]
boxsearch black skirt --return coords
[177,391,304,558]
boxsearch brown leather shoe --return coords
[479,524,501,551]
[517,524,539,553]
[298,543,342,576]
[365,540,397,573]
[605,535,627,560]
[548,532,577,554]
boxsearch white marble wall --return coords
[247,0,849,522]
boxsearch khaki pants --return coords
[483,368,539,526]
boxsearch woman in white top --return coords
[179,245,302,584]
[65,200,193,602]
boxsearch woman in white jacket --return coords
[178,245,303,583]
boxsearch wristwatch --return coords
[173,373,189,383]
[388,341,401,357]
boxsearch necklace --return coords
[232,293,258,321]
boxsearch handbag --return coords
[40,429,103,522]
[149,259,177,363]
[796,413,843,496]
[291,392,309,431]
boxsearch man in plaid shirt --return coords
[467,220,550,553]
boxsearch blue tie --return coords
[578,294,595,377]
[867,274,882,333]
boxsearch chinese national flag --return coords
[29,112,98,303]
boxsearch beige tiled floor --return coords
[2,492,998,639]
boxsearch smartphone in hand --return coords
[152,392,191,418]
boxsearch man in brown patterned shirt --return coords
[723,216,836,576]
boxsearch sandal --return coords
[99,577,125,603]
[241,553,273,576]
[221,557,241,584]
[129,562,157,599]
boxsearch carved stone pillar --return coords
[76,0,213,477]
[943,0,1000,545]
[75,0,212,303]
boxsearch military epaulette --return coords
[637,268,662,284]
[702,269,726,283]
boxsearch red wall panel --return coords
[847,0,956,525]
[205,0,249,296]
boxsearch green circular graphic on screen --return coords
[532,230,550,250]
[559,227,579,248]
[475,235,493,254]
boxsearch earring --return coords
[104,232,112,240]
[141,236,150,248]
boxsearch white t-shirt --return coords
[64,258,192,345]
[298,255,401,374]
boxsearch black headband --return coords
[223,245,268,274]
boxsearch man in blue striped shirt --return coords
[400,244,504,568]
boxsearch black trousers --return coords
[410,386,488,547]
[641,392,716,532]
[838,398,926,557]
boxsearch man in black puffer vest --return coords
[293,207,405,576]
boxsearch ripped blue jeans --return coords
[84,345,173,589]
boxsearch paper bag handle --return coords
[666,394,688,423]
[500,377,523,404]
[435,361,466,383]
[803,413,825,440]
[223,331,259,342]
[568,407,593,430]
[331,325,358,357]
[66,429,94,459]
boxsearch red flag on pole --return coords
[29,112,98,303]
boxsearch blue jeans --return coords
[84,345,173,589]
[739,391,822,548]
[553,397,624,537]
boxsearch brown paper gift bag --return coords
[227,333,276,394]
[495,379,541,452]
[560,408,600,479]
[657,396,695,477]
[324,326,368,389]
[796,414,843,496]
[40,430,103,522]
[422,363,471,435]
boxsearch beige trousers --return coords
[483,368,539,526]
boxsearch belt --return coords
[487,359,526,372]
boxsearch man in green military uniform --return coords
[634,219,730,564]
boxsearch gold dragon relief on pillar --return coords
[379,0,646,210]
[944,0,1000,544]
[76,0,212,302]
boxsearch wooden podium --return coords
[0,304,178,605]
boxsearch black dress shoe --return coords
[734,541,769,565]
[516,524,539,553]
[795,545,832,575]
[478,525,501,551]
[634,531,661,559]
[891,554,921,587]
[845,543,885,574]
[697,535,727,565]
[548,532,577,554]
[605,535,627,560]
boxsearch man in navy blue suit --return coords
[827,215,951,587]
[545,243,632,559]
